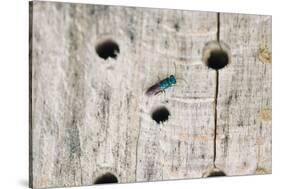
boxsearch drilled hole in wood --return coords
[96,39,120,60]
[94,172,118,184]
[207,171,226,177]
[207,49,229,70]
[151,106,170,124]
[202,41,231,70]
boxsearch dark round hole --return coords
[94,172,118,184]
[151,107,170,124]
[207,171,226,177]
[96,39,120,60]
[207,50,229,70]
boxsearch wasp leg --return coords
[163,90,166,99]
[155,89,165,96]
[177,78,188,85]
[155,90,169,103]
[163,90,169,103]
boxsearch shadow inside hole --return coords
[95,39,120,60]
[207,171,226,177]
[151,106,170,124]
[94,172,118,184]
[207,50,229,70]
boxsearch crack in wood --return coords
[29,2,33,188]
[217,13,220,41]
[135,117,142,181]
[213,12,220,167]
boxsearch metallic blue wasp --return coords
[145,75,177,96]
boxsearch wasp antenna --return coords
[176,78,188,85]
[173,62,187,85]
[181,78,188,85]
[173,62,177,76]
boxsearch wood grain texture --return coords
[215,14,272,175]
[29,1,271,188]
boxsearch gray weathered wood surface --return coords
[215,14,272,175]
[30,1,271,188]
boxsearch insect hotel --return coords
[29,1,272,188]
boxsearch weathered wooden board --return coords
[215,14,272,175]
[29,1,271,189]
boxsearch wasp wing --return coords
[145,83,162,96]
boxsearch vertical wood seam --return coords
[29,1,33,188]
[213,12,220,167]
